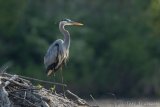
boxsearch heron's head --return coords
[60,18,83,26]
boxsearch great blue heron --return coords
[44,19,83,77]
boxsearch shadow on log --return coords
[0,73,98,107]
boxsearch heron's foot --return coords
[50,85,56,93]
[36,84,43,89]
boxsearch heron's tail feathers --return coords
[47,69,53,76]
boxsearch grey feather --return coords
[44,39,64,68]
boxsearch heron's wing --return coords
[44,39,64,69]
[44,45,58,68]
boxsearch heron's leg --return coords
[53,73,57,95]
[60,69,66,97]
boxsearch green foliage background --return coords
[0,0,160,98]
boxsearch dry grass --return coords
[88,99,160,107]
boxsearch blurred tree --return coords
[1,0,160,98]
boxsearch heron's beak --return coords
[71,21,83,26]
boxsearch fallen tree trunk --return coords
[0,73,97,107]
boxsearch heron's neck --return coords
[59,24,70,50]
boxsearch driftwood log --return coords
[0,73,97,107]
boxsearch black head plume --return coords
[62,18,72,22]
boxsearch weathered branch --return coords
[0,73,97,107]
[0,79,11,107]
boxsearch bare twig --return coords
[41,100,50,107]
[4,75,18,87]
[90,94,99,107]
[33,92,50,102]
[23,91,27,104]
[66,90,80,99]
[0,61,12,74]
[3,73,67,87]
[9,93,38,107]
[66,90,89,106]
[1,77,32,89]
[3,73,31,84]
[8,88,39,93]
[0,80,11,107]
[19,75,67,87]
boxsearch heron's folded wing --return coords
[44,44,58,68]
